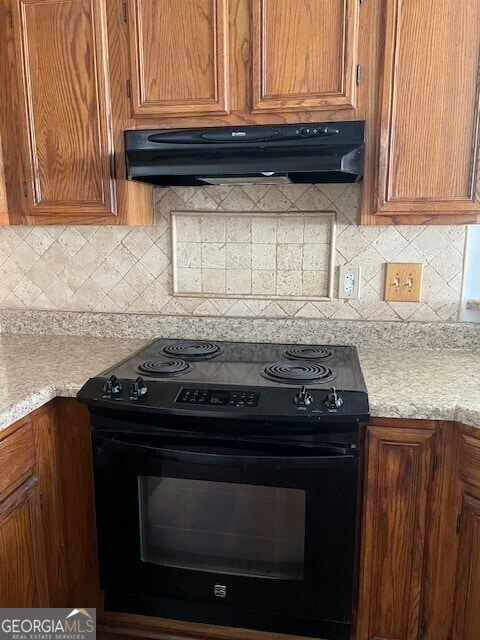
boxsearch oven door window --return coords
[138,476,306,580]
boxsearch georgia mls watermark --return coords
[0,609,96,640]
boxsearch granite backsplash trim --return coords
[1,309,480,350]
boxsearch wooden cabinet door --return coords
[362,0,480,224]
[357,424,436,640]
[452,494,480,640]
[0,476,49,607]
[0,0,118,224]
[251,0,360,114]
[0,132,7,225]
[128,0,229,118]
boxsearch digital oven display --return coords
[175,388,260,407]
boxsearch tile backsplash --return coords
[0,184,467,322]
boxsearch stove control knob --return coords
[103,375,122,398]
[324,387,343,409]
[293,385,313,407]
[130,377,148,400]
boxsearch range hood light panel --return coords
[198,175,292,185]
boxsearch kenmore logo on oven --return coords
[214,584,227,598]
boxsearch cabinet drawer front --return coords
[252,0,359,113]
[461,435,480,489]
[129,0,229,117]
[0,423,36,499]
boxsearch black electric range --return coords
[77,338,369,424]
[77,339,369,640]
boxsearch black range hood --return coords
[125,121,365,187]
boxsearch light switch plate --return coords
[384,263,423,302]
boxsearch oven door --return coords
[93,430,358,639]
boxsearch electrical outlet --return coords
[338,266,361,299]
[384,263,423,302]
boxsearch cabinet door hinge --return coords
[126,79,131,98]
[39,493,44,511]
[122,1,128,22]
[356,65,361,85]
[432,452,439,473]
[22,181,27,197]
[419,616,426,638]
[7,9,13,28]
[456,513,462,534]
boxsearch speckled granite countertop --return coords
[0,334,479,433]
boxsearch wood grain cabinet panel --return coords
[0,477,48,607]
[362,0,480,224]
[128,0,229,117]
[452,494,480,640]
[0,0,119,223]
[252,0,359,114]
[357,425,436,640]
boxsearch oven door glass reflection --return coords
[139,476,306,580]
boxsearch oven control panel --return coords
[176,388,260,407]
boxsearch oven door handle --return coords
[98,436,354,468]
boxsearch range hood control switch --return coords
[293,386,313,407]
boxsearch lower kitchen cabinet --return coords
[3,402,480,640]
[0,418,48,607]
[356,420,437,640]
[452,433,480,640]
[452,493,480,640]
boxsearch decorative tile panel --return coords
[172,211,335,300]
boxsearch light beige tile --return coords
[251,218,277,243]
[276,270,302,296]
[201,243,226,269]
[57,228,87,257]
[200,216,226,241]
[277,218,304,243]
[252,270,276,295]
[303,244,329,271]
[226,269,251,294]
[225,217,252,243]
[202,269,226,293]
[175,215,201,243]
[176,268,202,293]
[303,271,328,297]
[121,228,155,259]
[176,242,201,268]
[276,244,303,270]
[123,262,154,294]
[141,244,170,278]
[90,261,123,294]
[252,244,276,270]
[226,243,251,269]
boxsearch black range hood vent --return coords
[125,121,365,187]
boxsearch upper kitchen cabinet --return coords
[128,0,371,127]
[0,0,152,225]
[251,0,358,114]
[361,0,480,225]
[128,0,229,118]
